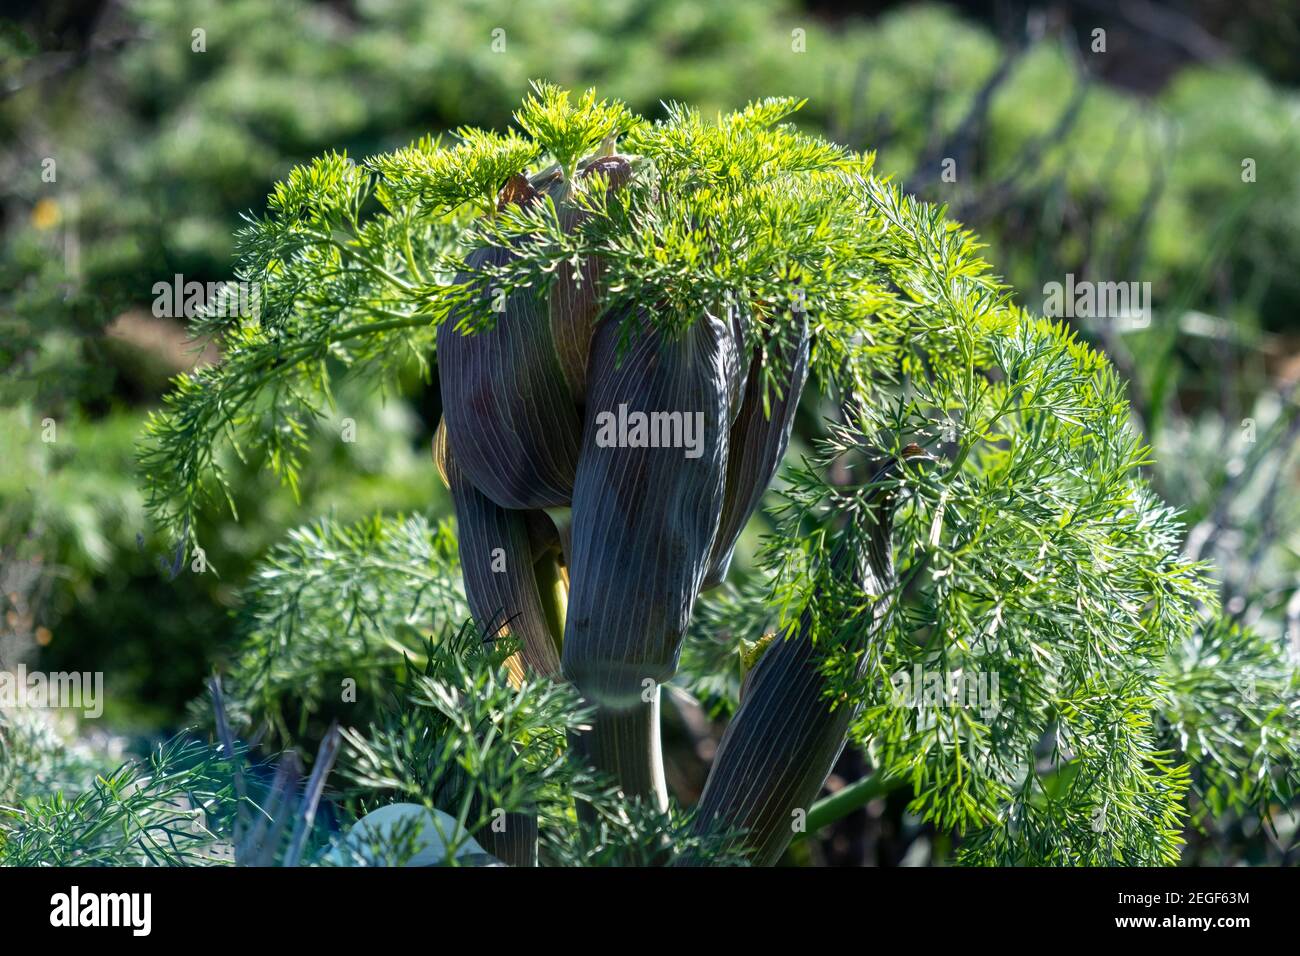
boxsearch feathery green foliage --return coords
[1160,618,1300,821]
[0,728,243,866]
[132,86,1298,865]
[514,82,635,178]
[758,183,1214,863]
[1,623,749,866]
[0,710,110,806]
[136,90,878,549]
[213,513,467,740]
[333,623,747,866]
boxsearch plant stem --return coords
[795,770,905,840]
[533,552,567,658]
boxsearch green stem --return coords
[402,220,426,285]
[532,553,566,659]
[319,234,415,292]
[795,771,905,840]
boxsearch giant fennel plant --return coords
[116,83,1299,866]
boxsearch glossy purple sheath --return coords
[704,315,810,588]
[562,307,742,804]
[682,452,916,866]
[435,421,562,678]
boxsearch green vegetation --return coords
[3,1,1299,866]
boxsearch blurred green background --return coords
[3,0,1300,864]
